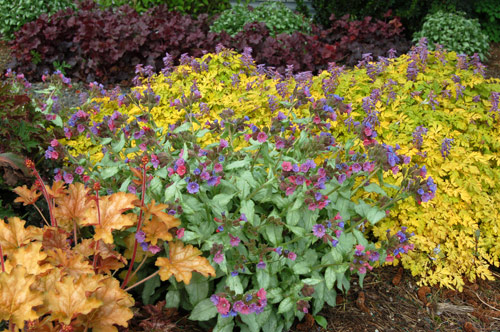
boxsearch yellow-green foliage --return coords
[65,47,500,290]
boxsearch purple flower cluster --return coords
[135,230,161,254]
[349,244,381,274]
[210,288,267,317]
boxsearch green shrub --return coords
[0,0,76,40]
[94,0,229,15]
[413,11,490,61]
[210,2,311,37]
[473,0,500,42]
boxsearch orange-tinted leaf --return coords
[142,200,180,228]
[94,241,127,275]
[45,248,94,278]
[47,275,103,325]
[73,238,95,258]
[142,216,174,244]
[45,181,66,199]
[155,241,215,284]
[0,266,43,328]
[0,217,42,256]
[11,242,51,276]
[130,167,143,186]
[76,277,134,332]
[13,185,41,205]
[42,227,71,251]
[54,183,92,226]
[81,192,137,243]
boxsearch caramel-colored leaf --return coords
[13,185,41,205]
[76,277,134,332]
[0,217,43,256]
[142,216,174,244]
[81,192,137,244]
[11,242,51,275]
[45,248,94,278]
[42,227,71,251]
[54,183,92,226]
[142,200,180,229]
[155,241,215,284]
[0,265,43,328]
[47,275,103,325]
[45,181,66,199]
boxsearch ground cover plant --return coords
[60,40,500,294]
[16,46,432,332]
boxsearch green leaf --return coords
[326,264,339,287]
[141,274,160,305]
[256,268,271,289]
[363,183,387,196]
[212,193,235,208]
[165,290,180,308]
[100,137,112,145]
[225,159,250,170]
[240,199,255,225]
[185,273,209,306]
[189,298,218,321]
[214,316,234,332]
[182,195,204,215]
[354,200,386,225]
[111,132,126,153]
[302,278,322,286]
[173,121,192,133]
[314,315,328,328]
[226,275,243,294]
[239,313,261,332]
[292,261,311,274]
[101,166,119,179]
[278,297,294,314]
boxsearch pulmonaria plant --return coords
[54,50,434,331]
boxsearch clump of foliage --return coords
[413,11,490,60]
[210,2,311,37]
[9,0,227,84]
[94,0,230,16]
[0,158,215,331]
[473,0,500,42]
[54,47,431,331]
[65,41,500,292]
[0,0,76,40]
[313,13,410,66]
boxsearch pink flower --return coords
[308,203,317,211]
[385,255,395,263]
[50,139,59,147]
[364,127,373,136]
[63,172,74,184]
[285,186,295,196]
[288,252,297,261]
[177,165,186,176]
[139,143,147,151]
[216,297,231,315]
[214,163,223,173]
[148,245,161,254]
[256,288,267,300]
[281,161,292,172]
[229,234,240,247]
[82,175,90,182]
[220,139,228,148]
[257,132,268,143]
[176,228,185,239]
[213,250,224,264]
[75,166,84,175]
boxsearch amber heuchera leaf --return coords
[11,242,51,276]
[81,192,137,244]
[76,277,134,332]
[45,181,65,199]
[47,275,103,325]
[0,217,43,255]
[142,200,181,245]
[45,248,94,278]
[54,183,92,228]
[13,185,41,205]
[0,265,43,328]
[155,241,215,284]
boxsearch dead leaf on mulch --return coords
[417,286,431,306]
[464,321,479,332]
[392,267,403,286]
[296,313,315,331]
[356,291,370,313]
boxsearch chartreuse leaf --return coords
[189,298,218,321]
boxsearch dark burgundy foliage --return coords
[9,1,410,84]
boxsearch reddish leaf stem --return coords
[121,157,148,289]
[0,244,5,272]
[25,159,57,227]
[92,183,102,270]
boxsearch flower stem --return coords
[0,244,5,272]
[33,203,50,227]
[121,157,148,289]
[124,270,160,292]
